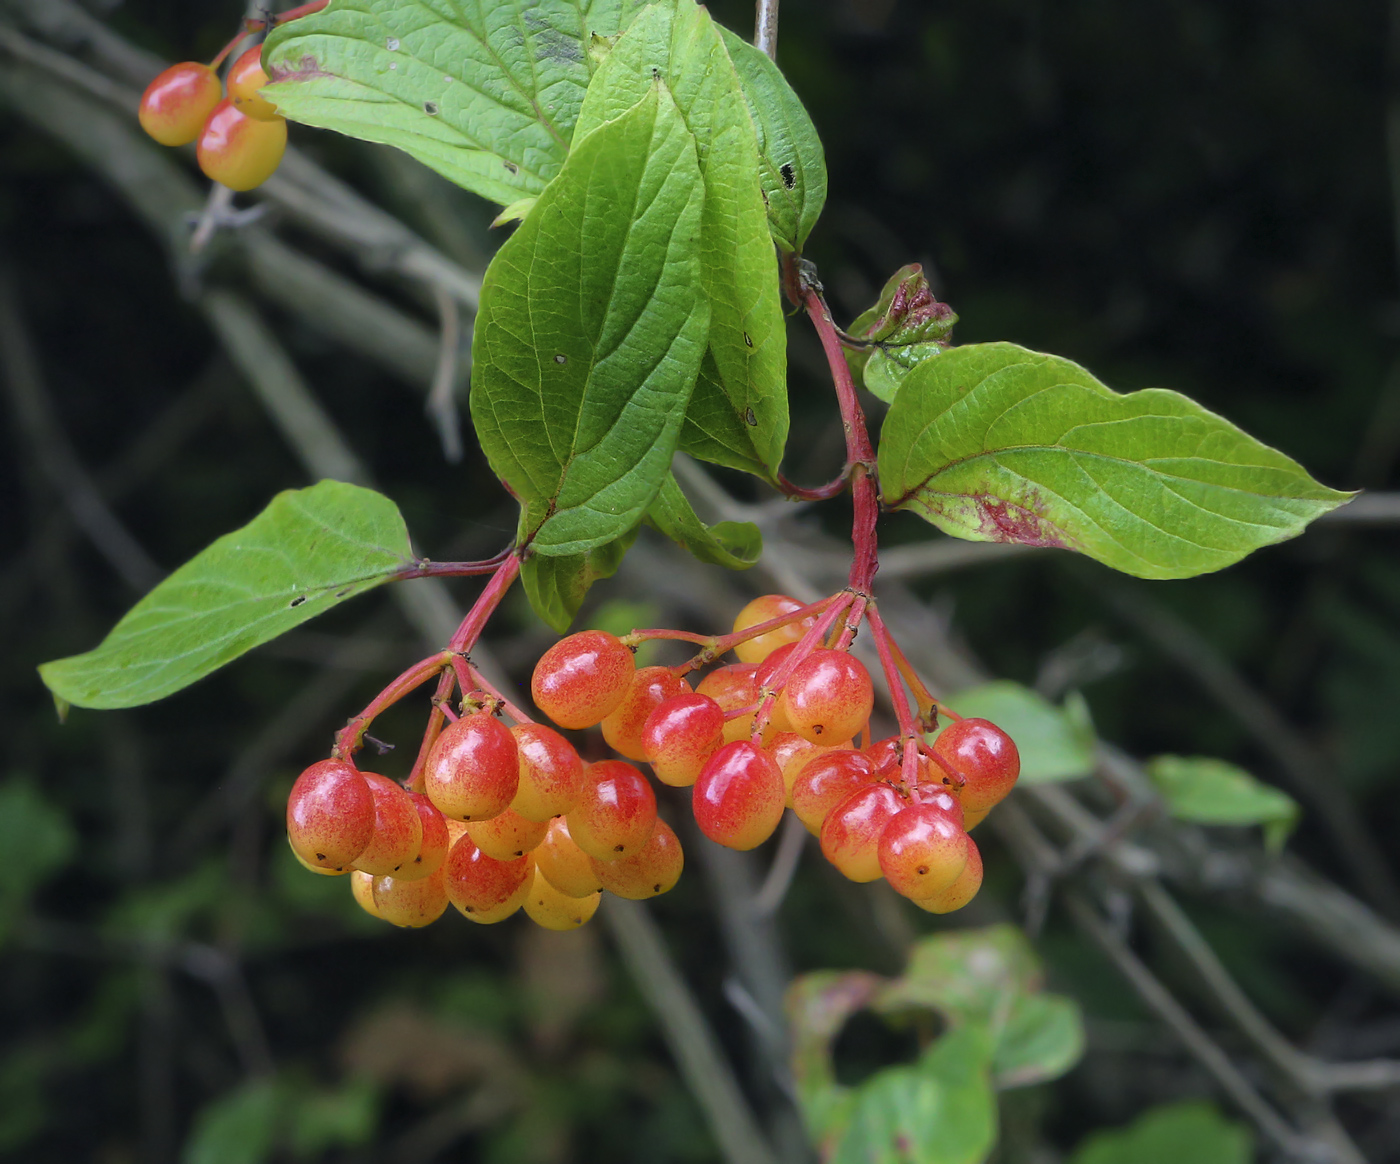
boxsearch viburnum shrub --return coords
[44,0,1350,936]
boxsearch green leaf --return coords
[39,482,415,709]
[944,681,1096,785]
[1146,755,1300,852]
[520,528,639,633]
[845,265,956,401]
[183,1078,280,1164]
[716,26,827,254]
[0,778,76,940]
[1070,1102,1252,1164]
[574,1,789,480]
[262,0,649,207]
[678,350,773,476]
[878,342,1354,579]
[645,472,761,569]
[471,83,709,557]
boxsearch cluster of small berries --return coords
[138,46,287,191]
[286,593,1019,930]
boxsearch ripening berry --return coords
[590,819,683,900]
[196,98,288,192]
[138,61,222,146]
[467,806,548,861]
[820,782,906,882]
[642,693,725,787]
[523,865,600,931]
[509,723,583,822]
[227,45,279,121]
[371,864,450,927]
[602,666,691,761]
[443,834,531,923]
[351,773,424,876]
[696,663,762,744]
[390,792,451,881]
[732,594,815,664]
[289,838,348,876]
[962,804,990,831]
[531,630,635,729]
[768,732,837,802]
[877,804,968,900]
[789,749,876,835]
[534,816,603,898]
[566,760,657,861]
[931,718,1020,814]
[350,870,381,919]
[423,711,520,821]
[912,835,983,914]
[286,758,374,870]
[693,741,785,850]
[913,785,964,829]
[780,649,873,744]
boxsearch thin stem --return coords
[448,552,522,653]
[754,0,779,60]
[333,652,453,760]
[464,662,534,726]
[887,634,943,726]
[406,669,456,793]
[397,547,514,580]
[775,467,852,502]
[751,592,856,740]
[866,605,925,789]
[650,594,840,674]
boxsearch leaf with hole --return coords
[38,482,415,709]
[262,0,651,206]
[1146,755,1299,851]
[470,83,708,557]
[878,343,1353,579]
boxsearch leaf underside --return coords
[878,342,1354,579]
[38,482,415,709]
[644,472,761,569]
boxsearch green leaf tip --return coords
[878,342,1354,580]
[38,481,415,710]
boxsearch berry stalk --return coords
[448,552,523,653]
[334,651,454,761]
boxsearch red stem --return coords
[751,591,856,740]
[866,605,925,788]
[334,651,452,761]
[448,553,523,653]
[398,547,515,580]
[406,669,457,792]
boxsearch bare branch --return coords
[754,0,779,60]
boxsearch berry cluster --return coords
[287,590,1019,930]
[138,43,287,191]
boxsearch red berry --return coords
[693,741,785,850]
[443,833,531,923]
[286,758,373,870]
[877,804,968,900]
[533,816,602,897]
[350,870,381,919]
[390,791,451,881]
[932,718,1020,813]
[352,773,424,876]
[196,98,287,192]
[779,649,873,744]
[733,594,814,664]
[423,711,520,821]
[696,663,762,744]
[523,865,600,930]
[227,45,279,121]
[466,806,548,861]
[566,760,657,861]
[602,666,691,761]
[912,835,983,914]
[590,818,684,899]
[790,749,876,835]
[642,693,725,787]
[509,723,584,822]
[138,62,221,146]
[820,782,906,882]
[767,732,836,802]
[531,631,635,729]
[370,865,449,927]
[913,785,964,829]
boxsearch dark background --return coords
[2,0,1397,1160]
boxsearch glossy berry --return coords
[642,693,725,787]
[768,732,838,802]
[932,718,1020,813]
[696,663,761,744]
[913,836,983,914]
[286,758,373,870]
[820,782,906,882]
[602,666,691,760]
[590,819,684,900]
[789,749,876,835]
[732,594,814,664]
[350,870,381,919]
[780,649,873,744]
[423,711,520,821]
[289,838,348,876]
[390,792,451,881]
[693,741,785,850]
[533,816,602,898]
[962,804,991,831]
[913,786,964,829]
[196,98,287,192]
[523,865,600,931]
[877,804,968,900]
[867,737,955,793]
[138,62,221,146]
[227,45,279,120]
[466,806,548,861]
[531,630,635,729]
[443,834,531,923]
[509,723,583,822]
[351,773,423,876]
[371,865,449,927]
[566,760,657,861]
